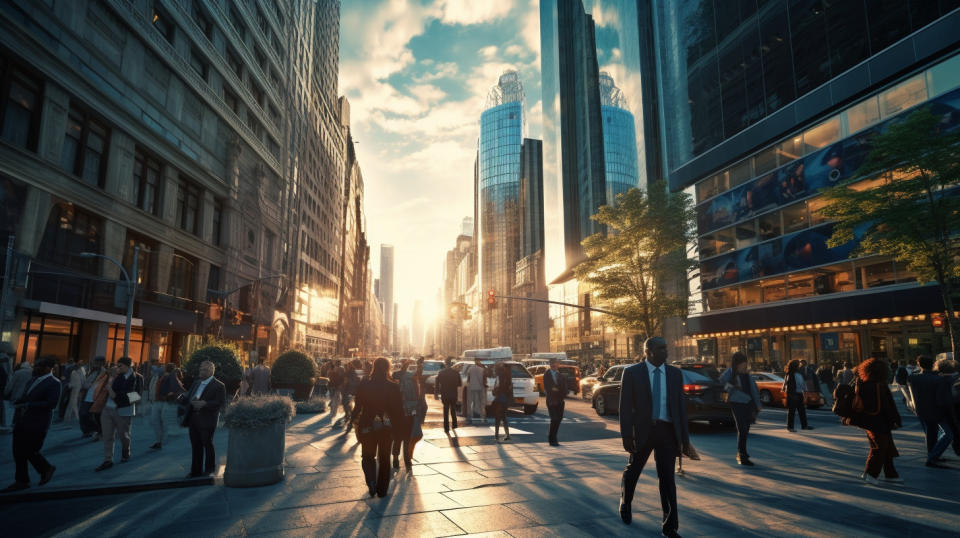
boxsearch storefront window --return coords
[736,220,757,249]
[861,261,895,288]
[758,212,781,241]
[740,281,762,306]
[706,288,738,311]
[714,227,735,255]
[781,202,808,233]
[106,325,148,364]
[879,74,927,119]
[786,273,815,299]
[789,336,814,362]
[762,278,787,302]
[16,314,79,364]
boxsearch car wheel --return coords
[523,404,537,415]
[595,394,608,416]
[759,390,772,406]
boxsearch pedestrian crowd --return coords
[3,340,959,538]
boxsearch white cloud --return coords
[504,44,526,57]
[440,0,515,25]
[479,45,498,59]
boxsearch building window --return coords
[879,74,927,119]
[845,97,880,134]
[212,199,223,246]
[132,147,161,215]
[249,80,263,108]
[189,48,208,81]
[226,49,242,80]
[0,62,41,151]
[168,251,196,301]
[802,116,842,154]
[191,2,213,40]
[175,177,201,235]
[122,232,155,292]
[152,5,175,44]
[224,89,239,114]
[229,6,246,40]
[36,203,102,273]
[60,105,109,188]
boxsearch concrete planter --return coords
[224,421,286,487]
[271,382,315,402]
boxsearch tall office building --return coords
[513,138,548,354]
[478,71,524,348]
[460,217,474,238]
[412,299,424,353]
[0,0,304,364]
[285,0,345,357]
[541,0,607,279]
[379,244,394,350]
[649,2,960,366]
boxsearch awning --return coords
[37,302,143,327]
[138,302,198,332]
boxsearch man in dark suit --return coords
[3,356,61,492]
[181,360,226,477]
[618,337,698,538]
[544,358,568,446]
[897,355,954,467]
[435,358,461,433]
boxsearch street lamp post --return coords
[80,247,138,359]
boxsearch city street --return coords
[1,391,959,537]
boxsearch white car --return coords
[454,360,539,415]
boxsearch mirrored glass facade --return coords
[478,73,524,347]
[598,73,638,205]
[653,0,960,174]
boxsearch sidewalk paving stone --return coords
[362,510,462,537]
[441,504,536,534]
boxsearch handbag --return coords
[852,383,881,416]
[126,392,142,404]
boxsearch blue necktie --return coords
[652,367,662,421]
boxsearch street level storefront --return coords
[689,283,955,370]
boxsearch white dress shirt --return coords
[647,363,671,422]
[194,376,213,399]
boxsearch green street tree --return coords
[820,106,960,355]
[574,182,697,340]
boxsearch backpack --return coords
[832,383,856,419]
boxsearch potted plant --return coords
[223,395,295,487]
[270,351,318,401]
[295,397,327,415]
[184,341,244,396]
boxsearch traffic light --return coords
[487,289,497,310]
[932,313,945,332]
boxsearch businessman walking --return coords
[618,337,699,537]
[543,358,567,446]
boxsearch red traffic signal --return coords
[932,314,944,328]
[487,289,497,310]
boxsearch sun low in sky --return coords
[340,0,542,330]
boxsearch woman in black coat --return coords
[350,357,402,498]
[719,352,761,465]
[853,357,902,485]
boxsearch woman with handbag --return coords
[492,363,513,442]
[351,357,402,498]
[719,352,761,466]
[853,357,902,485]
[782,359,813,432]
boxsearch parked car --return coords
[592,366,733,425]
[579,365,624,401]
[674,362,721,381]
[528,364,580,396]
[751,372,824,408]
[420,359,444,393]
[453,360,539,415]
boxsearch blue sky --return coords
[339,0,541,328]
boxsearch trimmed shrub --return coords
[223,395,296,429]
[295,397,327,414]
[184,341,243,384]
[271,351,318,385]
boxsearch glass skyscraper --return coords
[598,72,638,205]
[478,71,524,347]
[648,1,960,367]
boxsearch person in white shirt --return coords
[465,359,488,424]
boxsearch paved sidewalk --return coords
[1,398,959,536]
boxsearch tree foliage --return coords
[271,350,318,385]
[574,183,697,339]
[820,106,960,353]
[184,340,243,383]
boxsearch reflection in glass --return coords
[861,261,895,288]
[846,97,880,134]
[781,203,808,233]
[879,75,927,118]
[758,212,781,241]
[762,278,787,302]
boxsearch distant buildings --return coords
[379,244,394,351]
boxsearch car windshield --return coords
[422,361,442,373]
[682,370,713,384]
[478,362,531,379]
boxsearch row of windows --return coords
[696,52,960,204]
[703,259,917,312]
[699,196,828,259]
